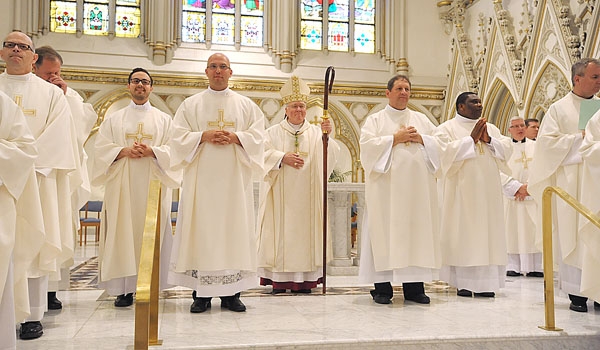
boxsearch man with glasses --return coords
[33,45,98,311]
[0,30,80,340]
[256,76,339,295]
[169,53,265,313]
[92,68,181,307]
[501,116,542,278]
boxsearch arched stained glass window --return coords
[50,0,141,38]
[182,0,264,47]
[301,0,375,53]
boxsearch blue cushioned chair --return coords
[171,201,179,227]
[79,201,102,246]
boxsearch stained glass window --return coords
[301,0,375,53]
[300,20,322,50]
[50,1,77,34]
[115,0,140,37]
[212,13,234,45]
[241,16,263,46]
[50,0,140,38]
[181,0,264,47]
[84,2,109,35]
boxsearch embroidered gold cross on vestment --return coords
[208,109,235,130]
[14,95,36,116]
[126,122,153,143]
[515,151,532,169]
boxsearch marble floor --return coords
[15,241,600,350]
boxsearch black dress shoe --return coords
[221,296,246,312]
[271,288,286,294]
[474,292,495,298]
[292,289,312,294]
[373,294,392,304]
[190,298,212,313]
[405,293,430,304]
[569,302,588,312]
[506,270,522,277]
[19,321,43,340]
[526,271,544,278]
[594,302,600,310]
[48,291,62,310]
[114,293,134,307]
[457,289,472,297]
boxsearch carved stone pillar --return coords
[12,0,44,38]
[142,0,177,65]
[265,0,296,73]
[326,183,364,276]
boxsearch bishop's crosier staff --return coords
[322,66,335,294]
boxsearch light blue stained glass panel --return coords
[241,0,263,15]
[83,3,109,35]
[328,22,348,51]
[182,11,206,42]
[213,0,235,14]
[241,16,263,46]
[328,0,349,21]
[183,0,206,11]
[354,23,374,53]
[355,0,375,24]
[115,6,140,37]
[301,0,322,20]
[300,20,322,50]
[50,1,77,33]
[212,13,234,44]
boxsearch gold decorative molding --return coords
[57,66,445,100]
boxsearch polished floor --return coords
[15,240,600,349]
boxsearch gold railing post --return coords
[539,187,562,331]
[539,186,600,332]
[135,180,163,348]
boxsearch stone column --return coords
[326,183,364,275]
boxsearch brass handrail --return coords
[134,180,162,348]
[539,186,600,331]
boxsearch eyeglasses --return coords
[130,78,152,86]
[207,64,230,70]
[287,103,307,110]
[509,124,526,128]
[3,41,34,52]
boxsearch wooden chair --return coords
[79,201,102,246]
[171,201,179,227]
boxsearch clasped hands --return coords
[282,152,304,169]
[393,125,423,146]
[119,142,155,159]
[470,118,491,144]
[201,129,240,146]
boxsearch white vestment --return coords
[528,92,593,296]
[66,86,97,237]
[577,111,600,302]
[168,88,264,297]
[48,87,99,292]
[500,138,541,273]
[434,114,511,292]
[93,101,181,296]
[0,92,37,340]
[256,119,339,285]
[358,106,441,284]
[0,72,79,321]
